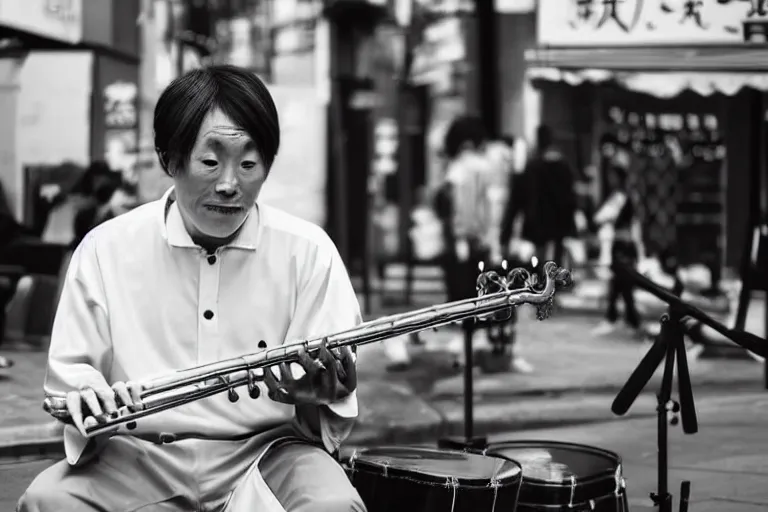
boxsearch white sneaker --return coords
[511,357,535,373]
[592,321,617,336]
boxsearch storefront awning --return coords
[525,46,768,98]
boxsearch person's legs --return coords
[593,272,621,336]
[17,437,196,512]
[259,442,366,512]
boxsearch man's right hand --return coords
[66,381,143,437]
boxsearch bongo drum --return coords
[480,441,629,511]
[341,446,523,512]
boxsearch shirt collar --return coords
[159,186,261,251]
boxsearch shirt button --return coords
[207,255,217,265]
[203,310,214,320]
[258,340,267,349]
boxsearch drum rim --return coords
[480,440,623,489]
[344,446,524,487]
[483,440,623,463]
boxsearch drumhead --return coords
[345,446,523,487]
[484,441,621,484]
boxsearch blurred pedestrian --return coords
[501,125,577,266]
[591,156,647,339]
[494,134,534,373]
[433,115,495,364]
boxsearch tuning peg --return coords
[501,259,508,271]
[478,261,485,272]
[247,370,261,399]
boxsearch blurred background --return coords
[5,2,768,509]
[0,0,765,349]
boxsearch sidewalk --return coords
[2,314,765,459]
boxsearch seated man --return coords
[18,65,366,512]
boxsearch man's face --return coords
[172,108,267,241]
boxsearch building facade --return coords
[0,0,140,224]
[527,0,768,287]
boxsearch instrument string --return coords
[444,476,459,512]
[488,460,504,512]
[569,475,576,508]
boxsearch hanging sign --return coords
[538,0,768,47]
[0,0,82,44]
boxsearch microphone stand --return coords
[611,281,696,512]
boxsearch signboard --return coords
[0,0,82,44]
[538,0,768,47]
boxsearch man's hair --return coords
[153,65,280,176]
[443,115,487,159]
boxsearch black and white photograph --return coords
[2,0,768,511]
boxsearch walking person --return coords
[494,134,534,373]
[433,115,495,364]
[591,160,647,339]
[501,125,577,265]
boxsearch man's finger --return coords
[112,382,133,409]
[317,342,336,370]
[278,362,294,385]
[263,365,280,394]
[94,387,118,417]
[127,381,144,412]
[297,347,324,378]
[337,346,357,391]
[66,391,87,437]
[80,388,104,424]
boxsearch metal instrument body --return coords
[43,262,572,438]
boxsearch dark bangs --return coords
[153,65,281,176]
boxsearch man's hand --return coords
[65,381,143,437]
[264,339,357,407]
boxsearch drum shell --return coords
[342,447,524,512]
[479,441,629,512]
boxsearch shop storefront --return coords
[0,0,140,225]
[526,0,768,291]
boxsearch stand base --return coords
[437,436,488,452]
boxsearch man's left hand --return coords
[263,340,357,407]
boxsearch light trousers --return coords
[17,424,366,512]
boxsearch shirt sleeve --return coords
[44,234,114,466]
[45,234,112,395]
[282,234,363,452]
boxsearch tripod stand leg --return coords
[612,334,667,415]
[653,341,676,512]
[674,332,699,434]
[679,481,691,512]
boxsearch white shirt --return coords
[47,187,361,463]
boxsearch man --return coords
[18,65,365,512]
[500,125,577,266]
